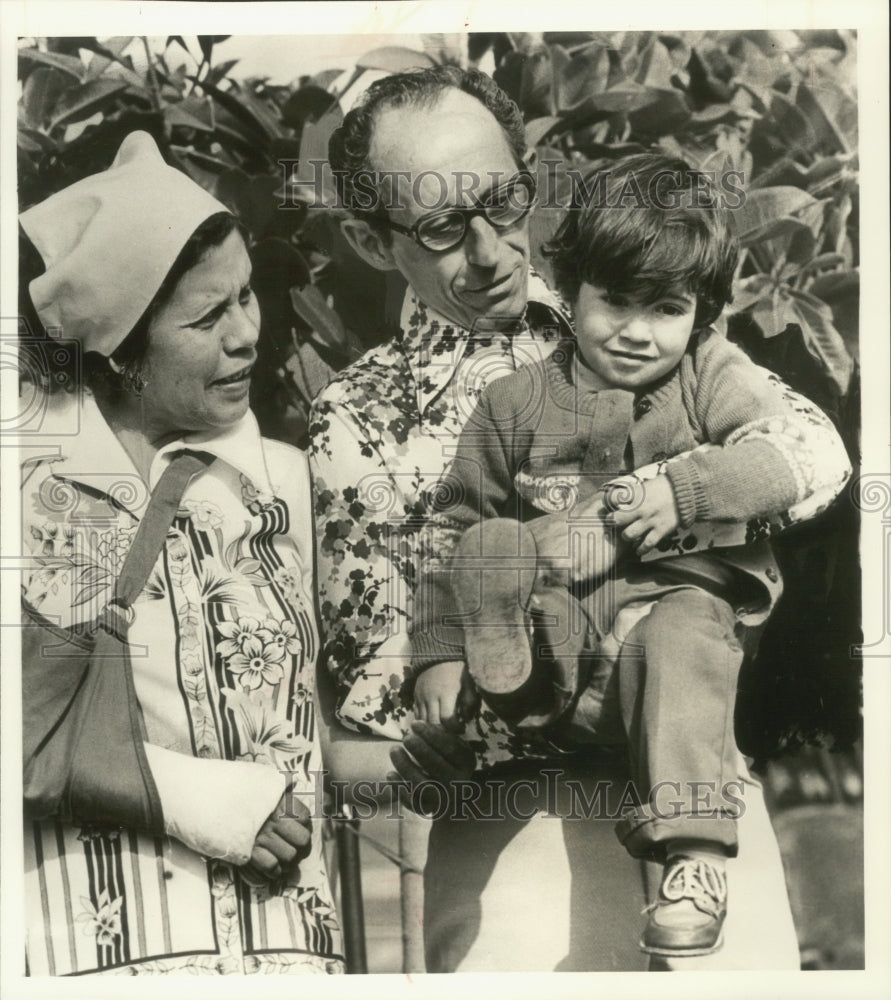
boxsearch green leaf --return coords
[312,68,345,91]
[628,89,691,136]
[198,36,230,63]
[189,77,279,146]
[727,273,772,315]
[768,93,817,152]
[754,287,853,396]
[17,129,44,154]
[355,47,436,72]
[290,285,349,353]
[293,109,342,206]
[19,47,86,81]
[795,82,857,154]
[807,270,859,360]
[525,116,563,148]
[236,85,285,140]
[551,43,610,113]
[166,36,191,56]
[516,50,554,118]
[732,187,822,246]
[783,289,854,395]
[281,86,338,131]
[164,97,215,132]
[569,83,666,116]
[285,341,339,409]
[82,37,138,82]
[171,146,237,175]
[48,77,129,130]
[250,238,311,354]
[634,38,676,90]
[205,59,240,88]
[689,103,736,124]
[20,66,69,129]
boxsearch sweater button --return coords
[766,567,779,583]
[652,451,667,462]
[634,398,652,418]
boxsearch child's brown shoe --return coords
[640,856,728,957]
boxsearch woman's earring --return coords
[120,363,147,398]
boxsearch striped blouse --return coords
[20,392,342,976]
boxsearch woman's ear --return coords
[108,357,124,375]
[340,218,399,272]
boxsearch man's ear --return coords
[108,357,124,374]
[340,218,399,272]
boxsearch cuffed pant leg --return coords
[615,588,744,858]
[645,755,800,970]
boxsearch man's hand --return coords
[609,473,680,556]
[241,778,312,883]
[387,720,477,815]
[413,660,479,727]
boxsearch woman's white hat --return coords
[20,131,230,357]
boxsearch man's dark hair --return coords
[328,66,526,233]
[544,153,738,329]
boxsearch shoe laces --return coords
[644,857,728,919]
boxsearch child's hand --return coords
[414,660,479,729]
[608,474,680,555]
[242,777,312,884]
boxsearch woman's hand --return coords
[242,778,312,883]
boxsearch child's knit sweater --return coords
[411,329,851,667]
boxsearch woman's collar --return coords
[150,408,274,496]
[41,391,275,505]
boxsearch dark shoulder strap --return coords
[113,451,214,608]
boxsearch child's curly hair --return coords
[544,153,739,329]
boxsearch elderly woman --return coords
[19,132,342,976]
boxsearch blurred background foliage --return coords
[17,29,861,760]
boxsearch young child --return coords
[408,153,851,958]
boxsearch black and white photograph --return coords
[1,2,888,997]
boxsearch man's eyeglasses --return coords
[379,171,537,253]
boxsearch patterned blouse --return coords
[21,392,342,976]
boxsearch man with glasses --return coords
[308,66,799,973]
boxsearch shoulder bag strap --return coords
[112,450,214,610]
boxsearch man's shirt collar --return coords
[397,270,571,415]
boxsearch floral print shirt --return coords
[21,392,342,976]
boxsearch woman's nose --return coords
[224,301,260,354]
[464,215,502,268]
